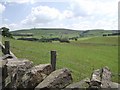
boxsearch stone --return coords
[19,64,52,88]
[35,68,73,89]
[6,59,33,75]
[2,54,13,60]
[89,69,102,88]
[65,78,90,89]
[31,64,52,75]
[0,60,2,90]
[101,66,112,88]
[1,60,8,89]
[89,66,114,89]
[19,70,43,88]
[5,59,33,88]
[109,82,120,88]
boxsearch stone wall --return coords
[0,55,119,90]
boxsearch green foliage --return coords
[1,27,13,38]
[59,37,70,43]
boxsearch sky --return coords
[0,0,119,31]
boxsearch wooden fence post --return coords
[51,50,57,71]
[4,41,10,54]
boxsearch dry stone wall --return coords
[0,54,119,90]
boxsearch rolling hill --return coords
[11,28,82,39]
[11,28,117,39]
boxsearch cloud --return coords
[21,6,62,25]
[3,0,32,4]
[70,0,118,17]
[67,0,118,30]
[0,3,5,14]
[7,23,26,31]
[21,5,75,26]
[69,0,94,17]
[3,0,69,4]
[2,0,118,30]
[71,17,117,30]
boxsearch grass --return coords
[77,36,118,45]
[3,36,119,83]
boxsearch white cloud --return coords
[67,0,118,30]
[71,18,117,30]
[69,0,95,16]
[21,6,61,25]
[4,0,32,4]
[21,5,75,26]
[8,23,26,31]
[0,3,5,14]
[61,10,74,19]
[9,23,17,28]
[3,0,69,4]
[2,0,118,30]
[70,0,118,17]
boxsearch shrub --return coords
[59,37,70,43]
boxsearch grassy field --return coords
[3,36,119,83]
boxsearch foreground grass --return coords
[3,36,119,83]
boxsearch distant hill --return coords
[11,28,118,39]
[80,29,118,37]
[11,28,82,39]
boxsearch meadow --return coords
[3,36,119,83]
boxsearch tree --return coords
[59,37,70,43]
[0,27,13,38]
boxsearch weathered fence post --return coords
[51,50,57,71]
[4,41,10,54]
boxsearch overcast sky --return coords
[0,0,119,31]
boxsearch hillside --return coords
[11,28,117,39]
[80,29,117,37]
[11,28,82,39]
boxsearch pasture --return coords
[3,36,119,83]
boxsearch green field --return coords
[3,36,119,83]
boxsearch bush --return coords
[59,37,70,43]
[0,27,13,38]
